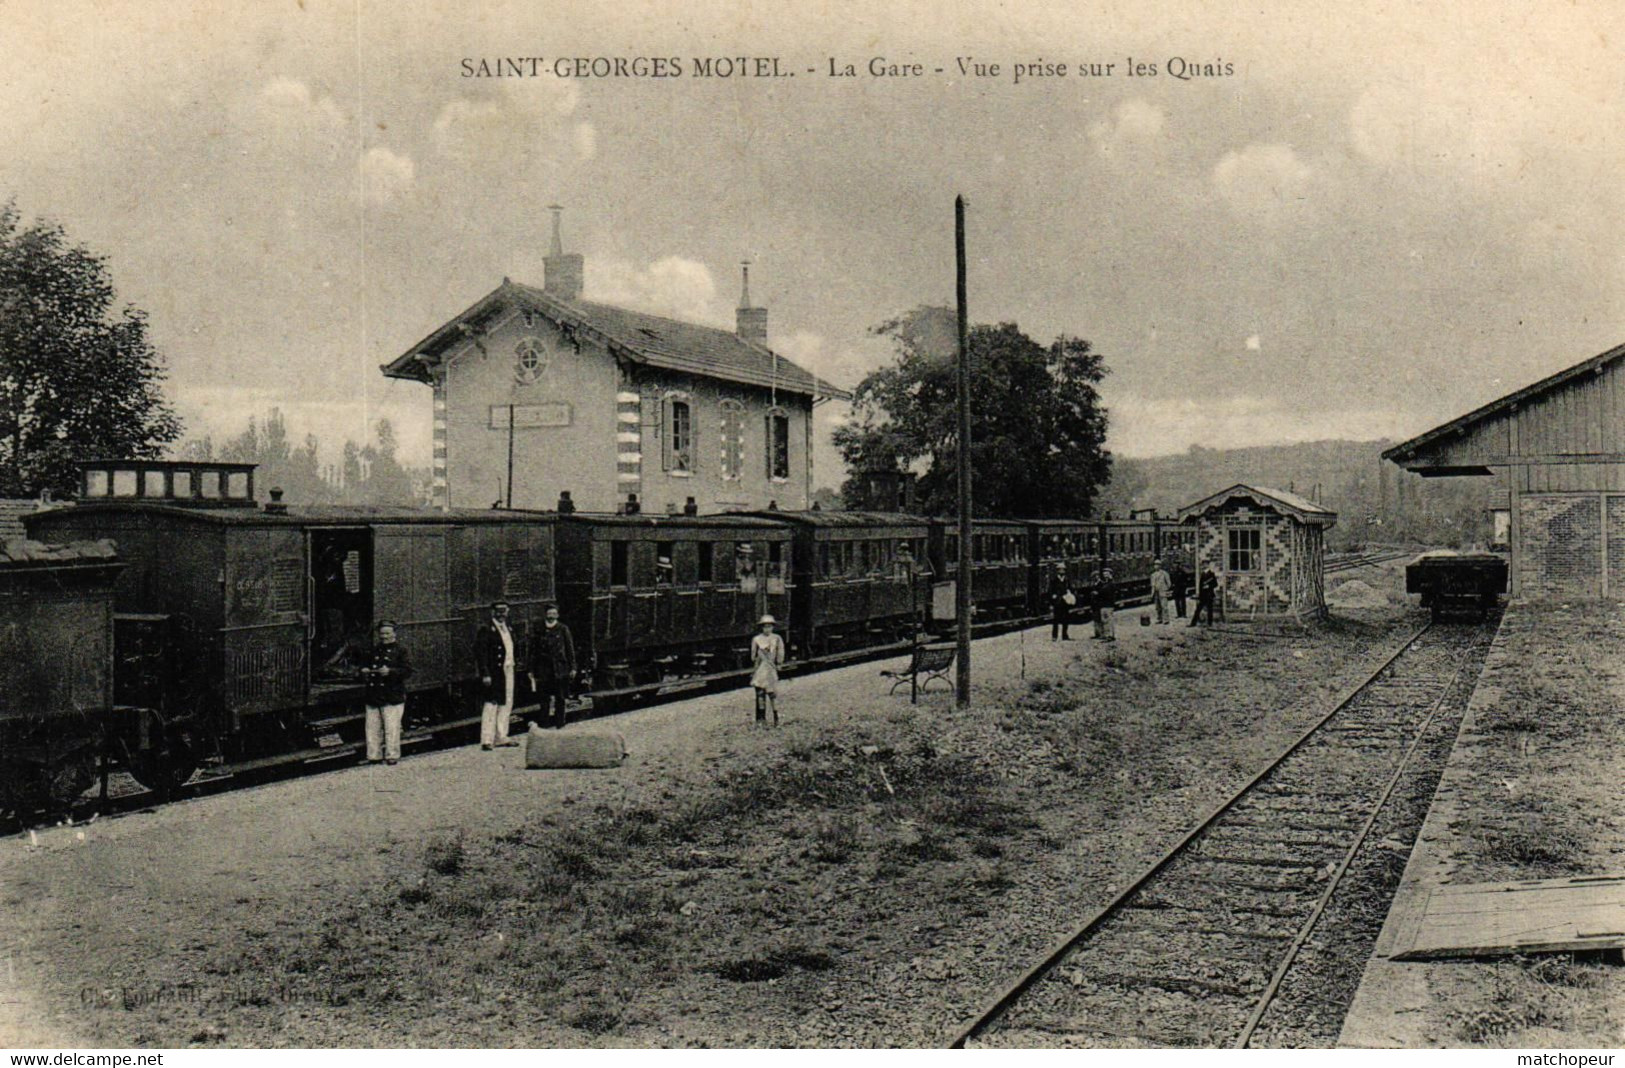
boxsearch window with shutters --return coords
[719,400,744,480]
[664,395,693,473]
[766,408,790,480]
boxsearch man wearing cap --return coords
[750,614,786,726]
[1150,558,1173,625]
[528,603,576,730]
[1091,569,1116,641]
[362,621,413,766]
[476,601,519,749]
[1048,562,1075,641]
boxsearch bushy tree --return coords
[835,306,1112,517]
[0,202,181,496]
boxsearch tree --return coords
[0,202,181,496]
[835,306,1112,517]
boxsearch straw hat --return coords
[758,614,776,626]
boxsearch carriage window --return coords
[503,550,531,596]
[736,543,758,585]
[226,471,250,498]
[200,471,221,498]
[172,471,192,497]
[655,541,675,584]
[113,470,138,497]
[143,470,165,497]
[85,469,110,496]
[698,541,714,583]
[872,540,891,574]
[270,558,303,612]
[1228,528,1262,572]
[610,541,628,586]
[818,543,831,579]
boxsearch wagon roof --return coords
[735,510,928,529]
[28,502,560,527]
[558,513,788,531]
[1177,484,1337,526]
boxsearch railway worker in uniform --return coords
[476,601,519,749]
[528,603,576,730]
[362,621,413,766]
[1150,558,1173,625]
[1091,570,1116,641]
[1049,562,1075,641]
[1191,568,1219,627]
[750,614,786,726]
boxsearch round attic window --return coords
[514,337,549,384]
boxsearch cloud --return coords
[254,77,347,153]
[586,256,724,324]
[431,79,585,162]
[1212,143,1315,221]
[360,146,416,205]
[1087,98,1167,163]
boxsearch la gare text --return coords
[460,56,1236,83]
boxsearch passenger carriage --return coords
[746,510,931,655]
[929,518,1031,625]
[553,512,792,689]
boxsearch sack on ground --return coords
[524,723,627,769]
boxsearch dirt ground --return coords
[2,570,1427,1048]
[1343,600,1625,1048]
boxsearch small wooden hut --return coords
[1178,485,1337,620]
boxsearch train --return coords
[4,458,1197,813]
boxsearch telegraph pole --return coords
[955,195,972,706]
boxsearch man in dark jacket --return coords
[475,601,518,749]
[1191,568,1219,626]
[1170,560,1190,619]
[362,621,413,765]
[528,603,577,729]
[1048,563,1074,641]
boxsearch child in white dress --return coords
[750,614,786,726]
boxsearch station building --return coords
[1178,484,1336,620]
[383,209,849,515]
[1384,341,1625,599]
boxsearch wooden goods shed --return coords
[1384,340,1625,599]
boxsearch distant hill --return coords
[1097,439,1504,550]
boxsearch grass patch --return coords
[423,831,466,876]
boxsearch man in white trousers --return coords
[475,601,519,749]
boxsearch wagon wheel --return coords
[119,708,200,794]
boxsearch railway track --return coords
[1325,548,1413,574]
[948,614,1498,1049]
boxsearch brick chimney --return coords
[736,261,767,345]
[543,205,584,302]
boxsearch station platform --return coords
[1338,600,1625,1047]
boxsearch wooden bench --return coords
[881,642,957,703]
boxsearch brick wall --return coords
[1518,493,1604,598]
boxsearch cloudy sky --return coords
[3,0,1621,484]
